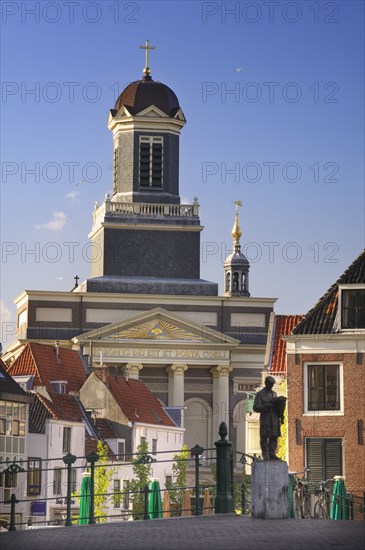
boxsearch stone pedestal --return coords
[251,460,288,519]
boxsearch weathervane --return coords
[231,200,243,247]
[139,39,156,77]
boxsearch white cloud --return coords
[180,197,191,205]
[65,190,80,203]
[35,211,67,231]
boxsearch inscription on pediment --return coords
[108,319,206,342]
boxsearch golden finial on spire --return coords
[139,39,156,77]
[231,200,243,246]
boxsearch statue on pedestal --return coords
[253,375,286,461]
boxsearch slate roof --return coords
[0,358,32,403]
[29,392,115,457]
[95,372,175,427]
[292,250,365,335]
[269,315,303,373]
[114,77,180,116]
[7,343,87,394]
[30,392,85,428]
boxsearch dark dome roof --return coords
[114,76,180,116]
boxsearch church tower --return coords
[223,202,250,297]
[84,42,217,296]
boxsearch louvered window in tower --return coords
[139,136,163,187]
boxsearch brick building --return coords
[284,250,365,507]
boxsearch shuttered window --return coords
[306,438,342,488]
[139,136,163,187]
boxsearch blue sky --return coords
[1,0,364,344]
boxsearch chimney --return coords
[96,365,109,388]
[54,341,61,364]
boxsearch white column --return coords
[210,365,233,439]
[122,363,143,380]
[166,364,188,406]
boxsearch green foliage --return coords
[165,444,189,514]
[277,379,288,461]
[128,439,153,519]
[72,440,116,523]
[94,440,116,522]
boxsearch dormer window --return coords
[139,136,163,187]
[340,285,365,329]
[50,381,67,394]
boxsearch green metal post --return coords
[241,482,246,514]
[214,422,234,514]
[8,493,19,531]
[230,448,234,500]
[86,451,99,525]
[143,484,150,520]
[191,444,204,516]
[63,453,77,527]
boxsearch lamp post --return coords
[86,451,99,524]
[63,453,77,527]
[191,444,204,516]
[214,422,234,513]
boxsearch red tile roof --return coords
[94,418,117,440]
[95,372,175,427]
[0,358,31,399]
[292,249,365,335]
[7,343,87,394]
[33,392,85,423]
[270,315,303,373]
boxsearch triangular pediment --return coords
[74,307,239,345]
[114,105,133,118]
[135,105,169,118]
[174,108,186,122]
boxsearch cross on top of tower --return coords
[139,39,156,78]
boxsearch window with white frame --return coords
[62,427,71,454]
[1,471,18,504]
[50,381,67,394]
[71,468,77,493]
[304,363,342,414]
[246,419,260,455]
[113,479,121,508]
[152,438,157,455]
[53,468,62,495]
[0,400,26,461]
[340,286,365,329]
[117,441,125,461]
[27,458,41,496]
[122,480,130,509]
[139,136,163,187]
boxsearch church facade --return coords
[5,49,276,460]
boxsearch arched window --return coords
[225,272,231,292]
[184,398,212,458]
[233,272,239,291]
